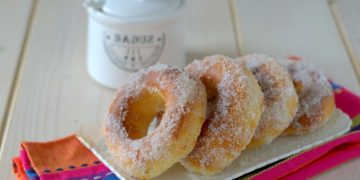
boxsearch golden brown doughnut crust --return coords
[104,64,207,179]
[279,60,335,135]
[239,54,298,148]
[181,55,264,175]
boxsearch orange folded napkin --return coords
[12,135,117,180]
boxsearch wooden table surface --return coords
[1,0,360,179]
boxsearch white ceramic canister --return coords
[84,0,186,89]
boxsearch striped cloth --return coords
[12,135,119,180]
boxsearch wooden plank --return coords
[0,0,34,141]
[234,0,360,94]
[329,0,360,82]
[186,1,239,60]
[0,0,238,178]
[317,1,360,179]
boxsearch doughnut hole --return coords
[123,89,165,139]
[293,81,304,94]
[200,71,220,119]
[201,64,224,101]
[201,76,218,101]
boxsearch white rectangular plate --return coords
[78,109,352,180]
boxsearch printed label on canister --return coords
[103,31,166,71]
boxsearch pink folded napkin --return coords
[251,131,360,179]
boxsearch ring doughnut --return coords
[181,55,264,175]
[239,54,298,148]
[279,60,335,135]
[104,64,207,179]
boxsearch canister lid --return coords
[101,0,182,18]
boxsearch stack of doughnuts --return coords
[181,55,264,175]
[104,54,335,179]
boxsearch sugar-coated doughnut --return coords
[104,64,207,179]
[181,55,264,175]
[239,54,298,148]
[279,60,335,135]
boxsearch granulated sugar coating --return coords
[239,54,298,148]
[279,60,335,135]
[104,64,207,179]
[181,55,264,175]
